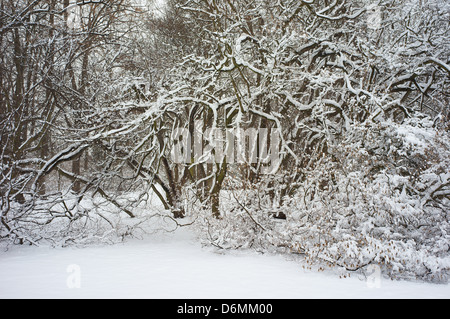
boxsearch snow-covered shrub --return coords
[193,181,280,252]
[288,119,449,282]
[0,191,172,248]
[194,117,450,282]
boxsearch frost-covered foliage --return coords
[285,119,450,282]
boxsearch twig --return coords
[231,189,266,231]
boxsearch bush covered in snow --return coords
[194,118,450,282]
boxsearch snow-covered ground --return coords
[0,227,449,299]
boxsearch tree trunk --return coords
[71,38,90,194]
[211,192,221,219]
[11,26,25,204]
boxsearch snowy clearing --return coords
[0,228,449,299]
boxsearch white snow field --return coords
[0,227,449,299]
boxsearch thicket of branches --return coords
[1,0,449,281]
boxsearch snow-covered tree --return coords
[0,0,148,245]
